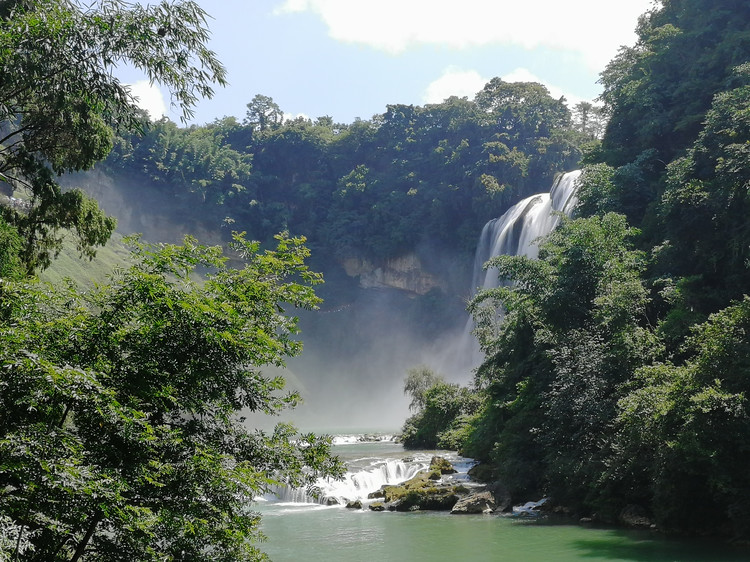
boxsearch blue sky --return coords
[124,0,655,125]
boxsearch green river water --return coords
[256,435,749,561]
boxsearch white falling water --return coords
[266,457,430,506]
[462,170,582,368]
[471,170,581,291]
[318,458,429,503]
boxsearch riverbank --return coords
[257,433,750,561]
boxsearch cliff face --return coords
[340,253,440,295]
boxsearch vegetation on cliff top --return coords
[96,76,595,267]
[402,0,750,539]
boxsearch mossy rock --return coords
[430,456,457,474]
[369,502,386,512]
[380,471,438,502]
[391,488,461,512]
[369,462,468,511]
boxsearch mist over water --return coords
[279,288,474,431]
[71,169,580,432]
[65,169,226,246]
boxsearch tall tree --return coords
[0,232,344,561]
[244,94,284,132]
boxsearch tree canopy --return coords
[0,2,347,560]
[99,82,587,267]
[0,0,226,272]
[0,233,344,561]
[441,0,750,538]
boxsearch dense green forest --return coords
[97,83,591,268]
[403,0,750,539]
[2,0,750,558]
[0,2,344,560]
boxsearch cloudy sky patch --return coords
[117,1,653,124]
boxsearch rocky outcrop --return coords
[362,456,519,515]
[619,504,653,528]
[391,488,461,512]
[430,456,457,475]
[451,491,496,514]
[366,458,468,512]
[341,254,440,295]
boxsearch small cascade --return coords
[331,434,397,445]
[462,170,582,367]
[266,457,430,506]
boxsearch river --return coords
[256,434,749,561]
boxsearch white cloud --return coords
[423,66,591,108]
[127,80,167,119]
[274,0,653,71]
[422,67,489,104]
[284,111,311,122]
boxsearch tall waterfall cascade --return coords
[461,170,582,368]
[471,170,581,292]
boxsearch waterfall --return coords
[462,170,582,367]
[471,170,581,292]
[266,457,430,506]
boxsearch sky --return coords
[123,0,655,125]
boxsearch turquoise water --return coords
[256,436,749,562]
[259,507,748,561]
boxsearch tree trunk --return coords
[69,512,101,562]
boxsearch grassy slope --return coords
[39,231,134,288]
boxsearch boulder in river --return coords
[430,456,457,474]
[619,504,653,528]
[391,488,461,512]
[367,466,468,512]
[450,491,496,514]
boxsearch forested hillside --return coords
[403,0,750,539]
[3,0,748,556]
[96,84,591,271]
[75,73,599,431]
[0,2,345,560]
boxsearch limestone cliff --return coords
[340,253,440,295]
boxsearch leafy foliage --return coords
[0,233,344,561]
[0,0,226,272]
[100,84,585,264]
[613,298,750,535]
[465,214,656,501]
[450,0,750,539]
[400,366,480,450]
